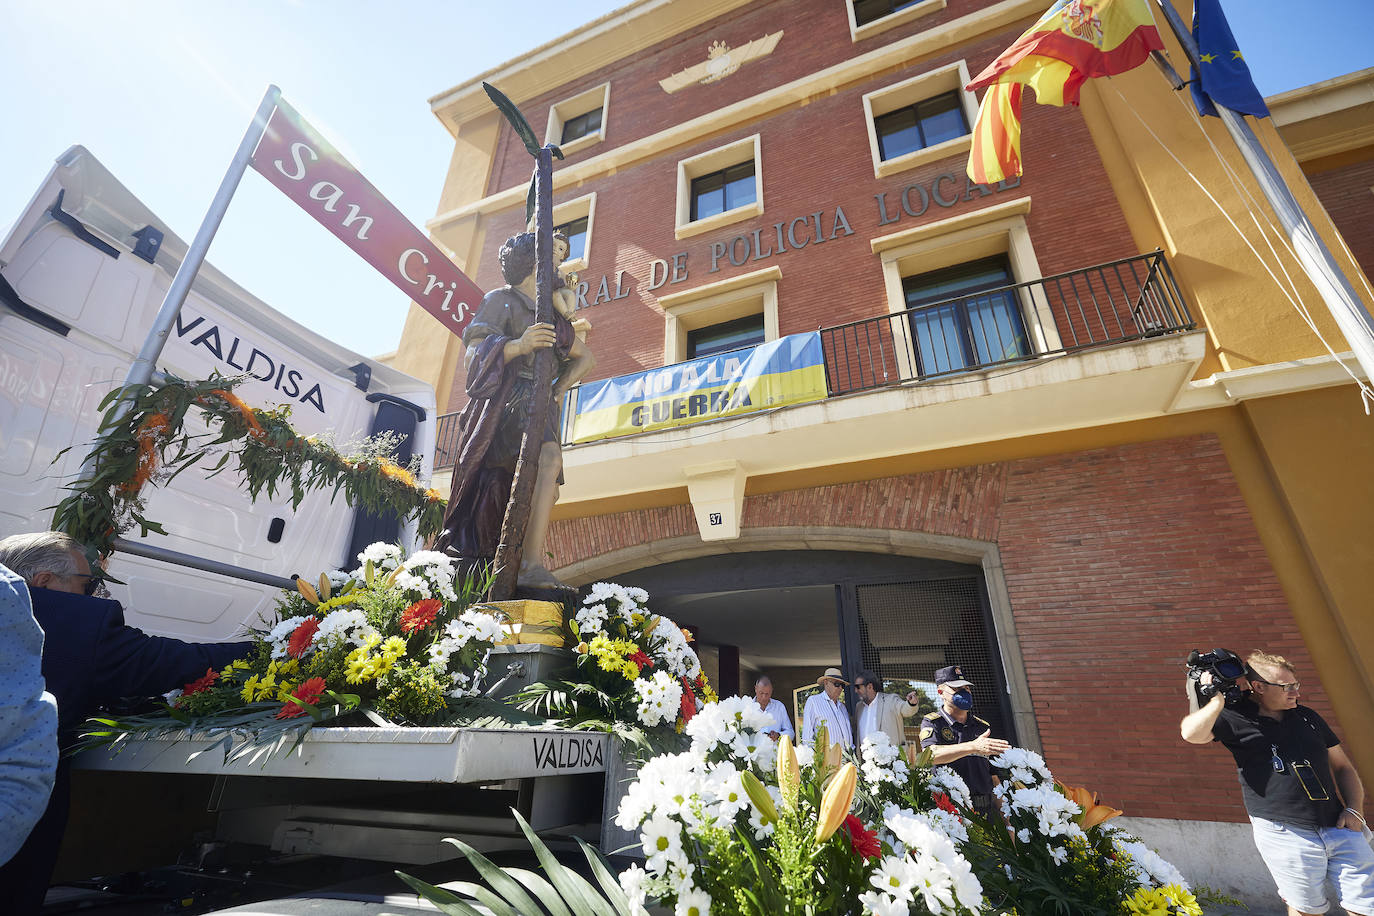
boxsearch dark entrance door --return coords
[611,550,1016,745]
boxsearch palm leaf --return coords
[576,838,632,913]
[393,872,486,916]
[483,81,541,158]
[505,867,573,916]
[438,837,546,915]
[512,809,614,916]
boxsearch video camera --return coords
[1186,648,1250,704]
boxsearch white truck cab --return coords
[0,145,437,641]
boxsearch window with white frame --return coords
[862,61,979,179]
[656,265,781,365]
[544,82,610,156]
[675,134,764,240]
[548,192,596,272]
[847,0,947,42]
[872,197,1063,379]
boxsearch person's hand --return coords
[906,691,921,706]
[970,735,1010,757]
[766,730,780,740]
[516,322,558,356]
[1338,807,1368,833]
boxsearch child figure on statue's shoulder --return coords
[551,231,579,321]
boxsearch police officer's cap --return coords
[934,665,974,688]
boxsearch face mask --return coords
[950,689,973,711]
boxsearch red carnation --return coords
[679,677,697,723]
[630,649,653,670]
[934,791,958,815]
[276,676,328,719]
[287,617,321,658]
[400,599,442,634]
[182,668,219,697]
[844,814,881,860]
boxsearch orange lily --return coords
[1058,782,1123,829]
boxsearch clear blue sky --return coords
[1,1,1370,363]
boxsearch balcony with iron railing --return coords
[434,250,1199,475]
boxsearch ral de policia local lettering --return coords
[572,171,1022,309]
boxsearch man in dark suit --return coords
[0,531,251,914]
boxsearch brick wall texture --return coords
[548,433,1336,824]
[1305,155,1374,285]
[445,0,1142,411]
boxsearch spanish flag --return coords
[966,0,1163,184]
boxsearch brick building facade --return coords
[392,1,1374,902]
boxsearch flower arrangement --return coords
[964,746,1190,915]
[602,707,1192,916]
[82,542,506,760]
[611,701,982,916]
[517,582,715,737]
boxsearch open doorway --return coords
[612,550,1017,746]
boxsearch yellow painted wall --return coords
[1240,385,1374,713]
[1077,7,1374,375]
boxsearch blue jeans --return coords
[1250,816,1374,914]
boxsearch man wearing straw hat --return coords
[801,667,853,750]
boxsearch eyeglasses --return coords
[1253,677,1300,693]
[73,573,104,597]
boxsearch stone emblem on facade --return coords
[659,31,783,93]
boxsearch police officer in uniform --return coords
[920,665,1009,817]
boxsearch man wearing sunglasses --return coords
[0,531,251,915]
[1181,649,1372,916]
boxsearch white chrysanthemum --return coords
[685,697,775,763]
[575,602,610,635]
[860,733,910,786]
[990,746,1053,787]
[860,889,911,916]
[356,541,403,569]
[636,670,683,727]
[1110,832,1190,889]
[674,885,712,916]
[883,806,983,914]
[315,607,374,649]
[870,855,917,902]
[267,615,310,659]
[641,811,685,874]
[928,765,973,810]
[618,863,653,916]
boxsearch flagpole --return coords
[1152,1,1374,390]
[77,85,282,487]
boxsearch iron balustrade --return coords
[429,251,1194,463]
[822,250,1193,396]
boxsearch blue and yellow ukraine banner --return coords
[570,332,827,443]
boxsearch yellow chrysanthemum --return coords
[241,675,260,703]
[380,636,408,661]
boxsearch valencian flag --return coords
[1189,0,1268,118]
[965,0,1164,184]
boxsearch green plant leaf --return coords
[439,837,545,916]
[483,81,541,158]
[512,809,615,916]
[504,867,573,916]
[576,838,631,913]
[393,871,486,916]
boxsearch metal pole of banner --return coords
[111,537,297,591]
[1152,1,1374,390]
[80,85,282,484]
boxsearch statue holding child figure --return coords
[435,229,594,589]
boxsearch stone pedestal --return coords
[483,644,574,701]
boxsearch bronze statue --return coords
[436,232,595,588]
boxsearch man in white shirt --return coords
[800,667,853,750]
[853,668,922,747]
[752,675,794,740]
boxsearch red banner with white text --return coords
[250,98,483,337]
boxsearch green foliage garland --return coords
[52,373,446,557]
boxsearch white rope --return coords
[1104,81,1374,412]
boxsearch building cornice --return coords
[427,0,1047,232]
[1267,67,1374,163]
[428,0,753,136]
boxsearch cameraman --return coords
[1180,650,1373,916]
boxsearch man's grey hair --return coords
[0,532,83,583]
[755,675,773,689]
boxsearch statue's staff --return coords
[485,84,563,600]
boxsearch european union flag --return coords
[1190,0,1269,118]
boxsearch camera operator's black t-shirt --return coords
[1212,700,1343,829]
